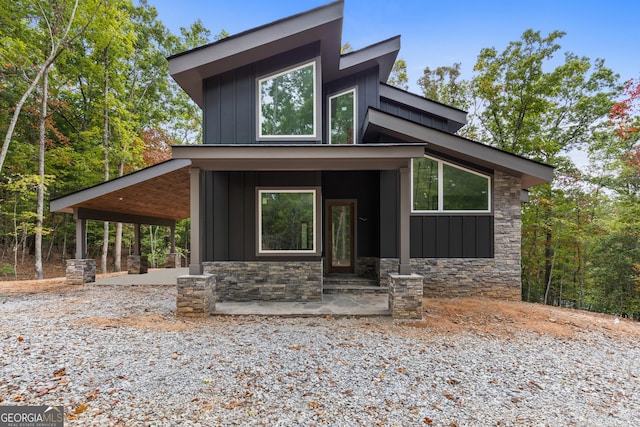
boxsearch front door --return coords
[327,200,355,273]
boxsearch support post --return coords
[398,166,411,275]
[170,222,176,253]
[73,209,86,259]
[189,167,202,274]
[134,223,141,256]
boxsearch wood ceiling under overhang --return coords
[50,160,191,225]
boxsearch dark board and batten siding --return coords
[379,99,449,132]
[410,216,494,258]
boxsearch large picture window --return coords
[412,156,490,212]
[258,189,318,254]
[329,88,356,144]
[258,61,317,139]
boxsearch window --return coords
[258,189,318,254]
[258,61,318,139]
[412,156,490,212]
[329,88,356,144]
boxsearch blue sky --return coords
[148,0,639,93]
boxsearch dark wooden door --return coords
[327,200,355,273]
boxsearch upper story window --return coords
[412,156,491,213]
[258,61,318,140]
[328,88,356,144]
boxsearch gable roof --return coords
[362,107,554,188]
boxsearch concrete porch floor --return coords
[95,268,390,316]
[214,294,390,316]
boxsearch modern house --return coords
[51,0,553,318]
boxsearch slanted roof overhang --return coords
[362,108,554,189]
[168,1,344,107]
[379,83,467,133]
[171,144,426,171]
[50,159,191,224]
[338,36,400,82]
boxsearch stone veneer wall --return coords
[388,273,423,319]
[66,259,96,285]
[202,261,323,302]
[176,274,216,317]
[355,257,379,279]
[380,172,522,300]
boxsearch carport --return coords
[50,159,191,281]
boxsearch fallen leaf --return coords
[309,401,320,408]
[424,417,433,424]
[75,404,88,414]
[54,368,66,377]
[36,388,50,397]
[397,367,406,373]
[17,336,24,342]
[288,345,301,351]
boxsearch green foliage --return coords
[387,59,409,91]
[417,62,469,110]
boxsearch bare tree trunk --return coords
[35,66,50,280]
[114,161,124,272]
[101,45,110,275]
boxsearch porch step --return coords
[323,284,389,294]
[323,274,387,294]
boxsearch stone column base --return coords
[66,259,96,285]
[389,273,423,319]
[127,255,148,274]
[177,274,216,317]
[165,253,182,268]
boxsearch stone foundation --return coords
[66,259,96,285]
[176,274,216,317]
[379,258,399,287]
[389,273,423,319]
[203,261,323,302]
[127,255,148,274]
[355,256,379,279]
[165,253,182,268]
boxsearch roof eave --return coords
[362,108,554,189]
[338,36,400,82]
[168,1,344,107]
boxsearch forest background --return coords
[1,0,638,318]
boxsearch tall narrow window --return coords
[258,189,318,254]
[412,156,491,212]
[329,88,356,144]
[258,62,317,139]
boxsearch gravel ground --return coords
[1,284,639,426]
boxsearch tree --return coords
[417,62,468,109]
[470,29,619,307]
[387,59,409,91]
[0,0,96,174]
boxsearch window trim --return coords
[328,87,357,145]
[256,60,320,141]
[256,187,322,256]
[411,155,492,214]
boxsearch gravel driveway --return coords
[1,284,638,426]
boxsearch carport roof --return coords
[50,159,191,225]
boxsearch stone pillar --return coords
[127,255,148,274]
[389,273,423,319]
[176,274,216,317]
[165,253,182,268]
[66,259,96,285]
